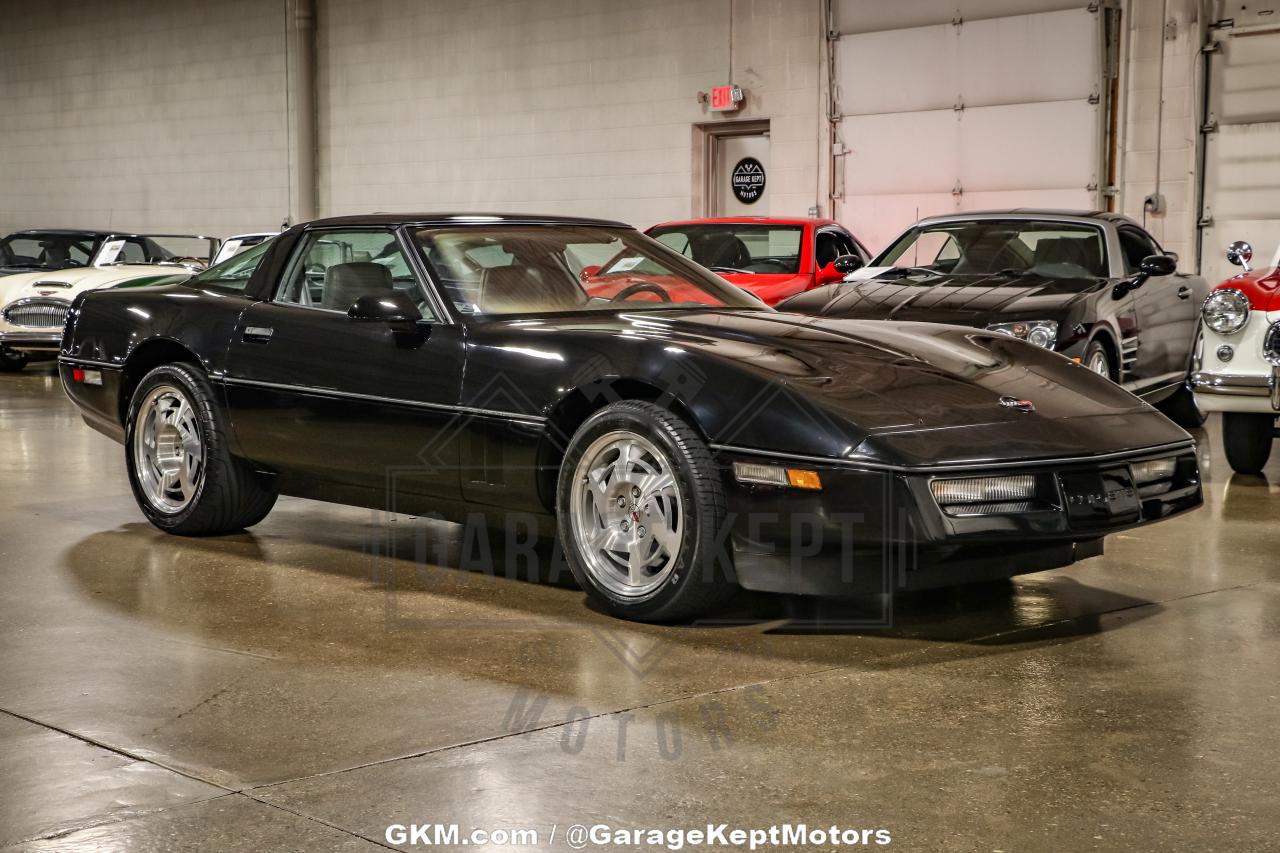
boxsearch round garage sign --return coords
[731,157,766,204]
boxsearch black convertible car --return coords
[779,211,1208,427]
[59,214,1201,621]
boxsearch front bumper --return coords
[1191,368,1280,414]
[714,442,1202,597]
[0,330,62,352]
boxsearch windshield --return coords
[646,224,804,274]
[0,232,103,270]
[412,225,764,316]
[876,220,1109,278]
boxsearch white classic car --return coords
[0,233,217,371]
[1192,240,1280,473]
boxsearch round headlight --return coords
[1202,289,1251,335]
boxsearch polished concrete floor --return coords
[1,361,1278,852]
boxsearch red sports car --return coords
[637,217,872,305]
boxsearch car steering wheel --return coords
[611,281,671,303]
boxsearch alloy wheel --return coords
[132,384,205,513]
[570,430,684,599]
[1087,349,1111,378]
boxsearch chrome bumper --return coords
[1191,368,1280,411]
[0,330,62,351]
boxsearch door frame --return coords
[691,119,771,218]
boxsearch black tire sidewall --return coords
[1085,340,1113,381]
[125,364,216,532]
[1223,412,1275,475]
[556,403,726,621]
[0,347,28,372]
[1157,383,1207,428]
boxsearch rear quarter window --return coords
[187,238,274,293]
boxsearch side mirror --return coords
[815,262,842,286]
[347,291,423,323]
[1139,254,1177,277]
[579,264,603,281]
[833,254,864,274]
[1226,240,1253,272]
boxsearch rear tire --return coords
[557,400,734,622]
[1222,412,1275,475]
[125,363,276,535]
[0,347,28,372]
[1156,383,1207,429]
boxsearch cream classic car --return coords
[0,233,216,371]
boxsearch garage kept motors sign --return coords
[731,157,766,204]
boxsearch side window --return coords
[277,229,432,317]
[1118,227,1159,275]
[815,231,842,268]
[188,237,274,293]
[824,229,861,263]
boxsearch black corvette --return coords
[780,211,1208,428]
[59,213,1201,621]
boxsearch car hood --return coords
[717,272,812,305]
[779,271,1107,326]
[514,309,1188,466]
[0,266,192,305]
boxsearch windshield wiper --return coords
[709,265,752,274]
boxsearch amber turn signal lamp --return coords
[786,469,822,490]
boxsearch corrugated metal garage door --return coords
[1199,24,1280,284]
[832,1,1108,253]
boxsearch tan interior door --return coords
[714,133,770,216]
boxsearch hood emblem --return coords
[999,395,1036,413]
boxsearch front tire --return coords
[1222,412,1275,475]
[125,363,276,535]
[557,401,733,622]
[0,347,28,372]
[1084,340,1114,381]
[1156,383,1207,428]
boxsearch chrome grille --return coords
[3,299,70,329]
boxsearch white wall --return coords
[1117,0,1204,264]
[0,0,290,238]
[316,0,825,229]
[0,0,1214,256]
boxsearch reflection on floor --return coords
[1,362,1278,851]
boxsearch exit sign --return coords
[709,84,743,112]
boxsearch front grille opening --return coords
[930,474,1056,517]
[3,300,70,329]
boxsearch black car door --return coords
[1118,225,1197,393]
[223,227,465,505]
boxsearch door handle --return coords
[242,326,274,343]
[1176,286,1192,300]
